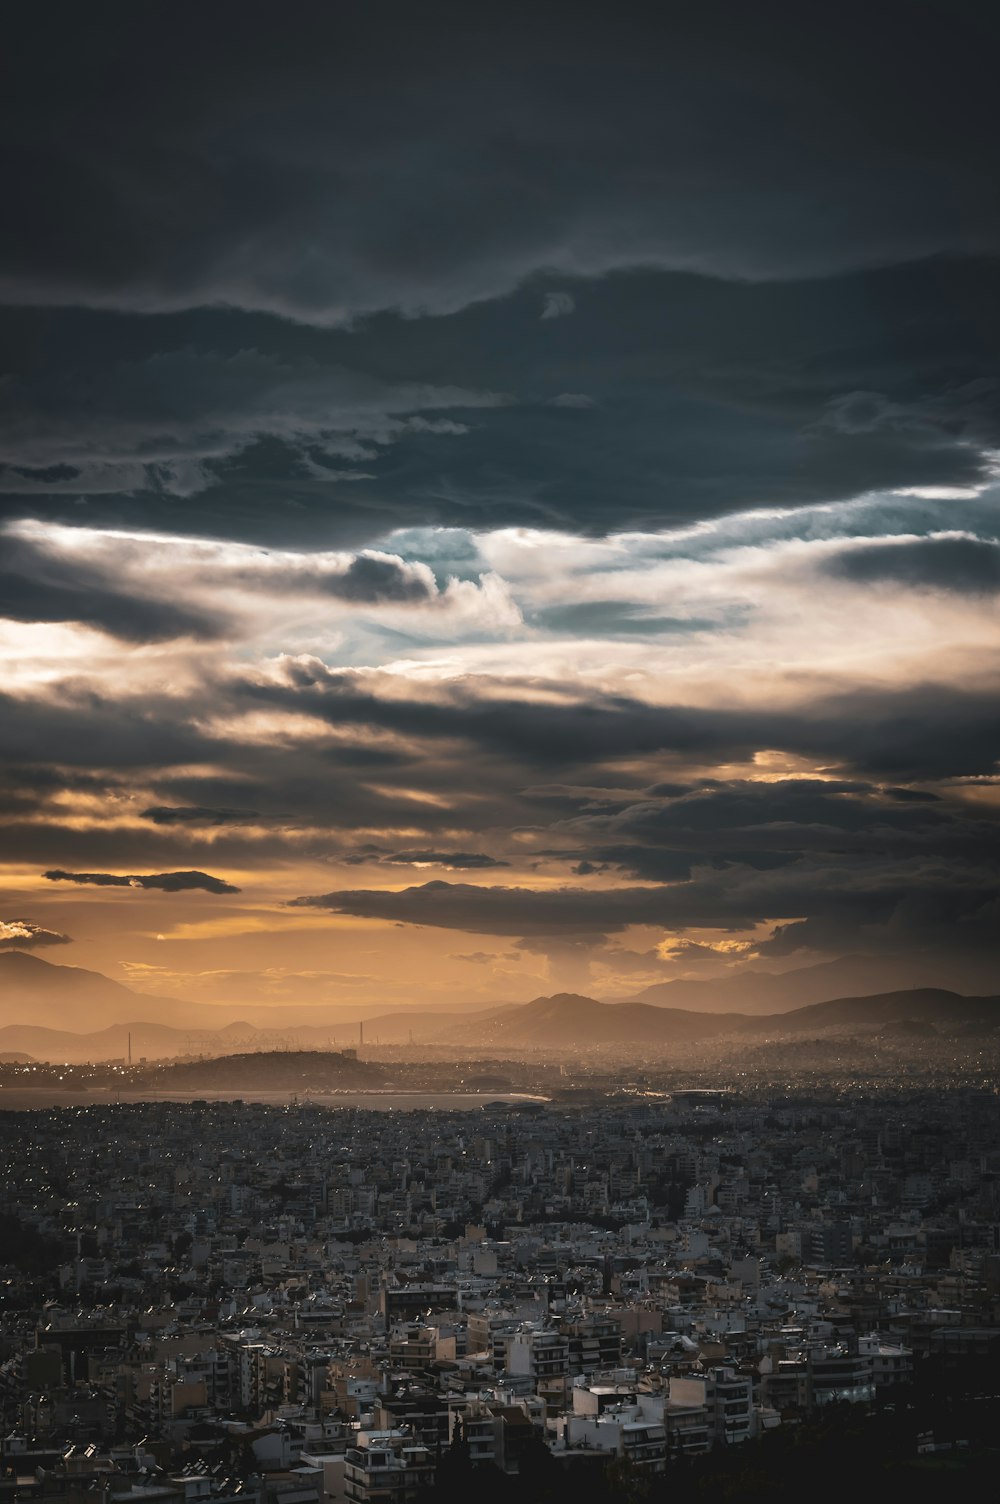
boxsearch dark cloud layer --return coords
[2,671,1000,806]
[140,806,260,826]
[0,535,222,641]
[44,869,240,894]
[290,862,1000,953]
[1,658,997,975]
[826,536,1000,594]
[4,4,998,320]
[1,262,997,547]
[322,555,434,605]
[379,852,509,871]
[0,529,454,643]
[0,6,996,545]
[248,665,1000,781]
[1,3,998,987]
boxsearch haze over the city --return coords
[2,1,999,1032]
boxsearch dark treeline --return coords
[422,1401,1000,1504]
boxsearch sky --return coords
[2,1,999,1017]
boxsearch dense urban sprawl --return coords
[2,1085,999,1504]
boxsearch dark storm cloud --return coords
[340,848,511,871]
[0,919,71,951]
[6,697,993,895]
[0,704,535,878]
[0,7,996,545]
[0,535,222,641]
[0,766,129,822]
[546,779,1000,887]
[0,343,502,512]
[755,894,1000,961]
[284,758,999,964]
[3,667,999,814]
[44,869,240,894]
[571,848,700,882]
[290,859,1000,952]
[556,778,955,849]
[825,536,1000,594]
[380,852,510,870]
[2,260,998,546]
[0,526,452,643]
[3,4,998,322]
[248,663,785,768]
[140,806,261,826]
[1,3,996,992]
[316,554,434,605]
[0,821,248,873]
[251,663,1000,780]
[0,690,225,771]
[0,668,998,957]
[2,667,996,963]
[291,879,651,937]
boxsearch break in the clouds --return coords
[0,3,998,1009]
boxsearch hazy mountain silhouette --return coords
[0,952,509,1034]
[446,988,999,1047]
[0,950,194,1029]
[623,954,956,1012]
[451,993,743,1046]
[0,1009,525,1062]
[2,954,996,1059]
[766,987,1000,1031]
[0,1019,265,1063]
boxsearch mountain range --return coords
[445,988,1000,1048]
[0,950,192,1030]
[620,953,963,1012]
[0,951,497,1032]
[1,950,996,1060]
[1,948,975,1029]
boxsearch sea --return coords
[0,1088,549,1112]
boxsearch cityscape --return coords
[3,3,1000,1500]
[2,1029,1000,1501]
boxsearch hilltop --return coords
[449,993,747,1047]
[137,1050,386,1091]
[622,953,963,1014]
[764,987,1000,1032]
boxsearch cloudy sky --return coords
[2,1,999,1015]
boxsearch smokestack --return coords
[359,1020,364,1048]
